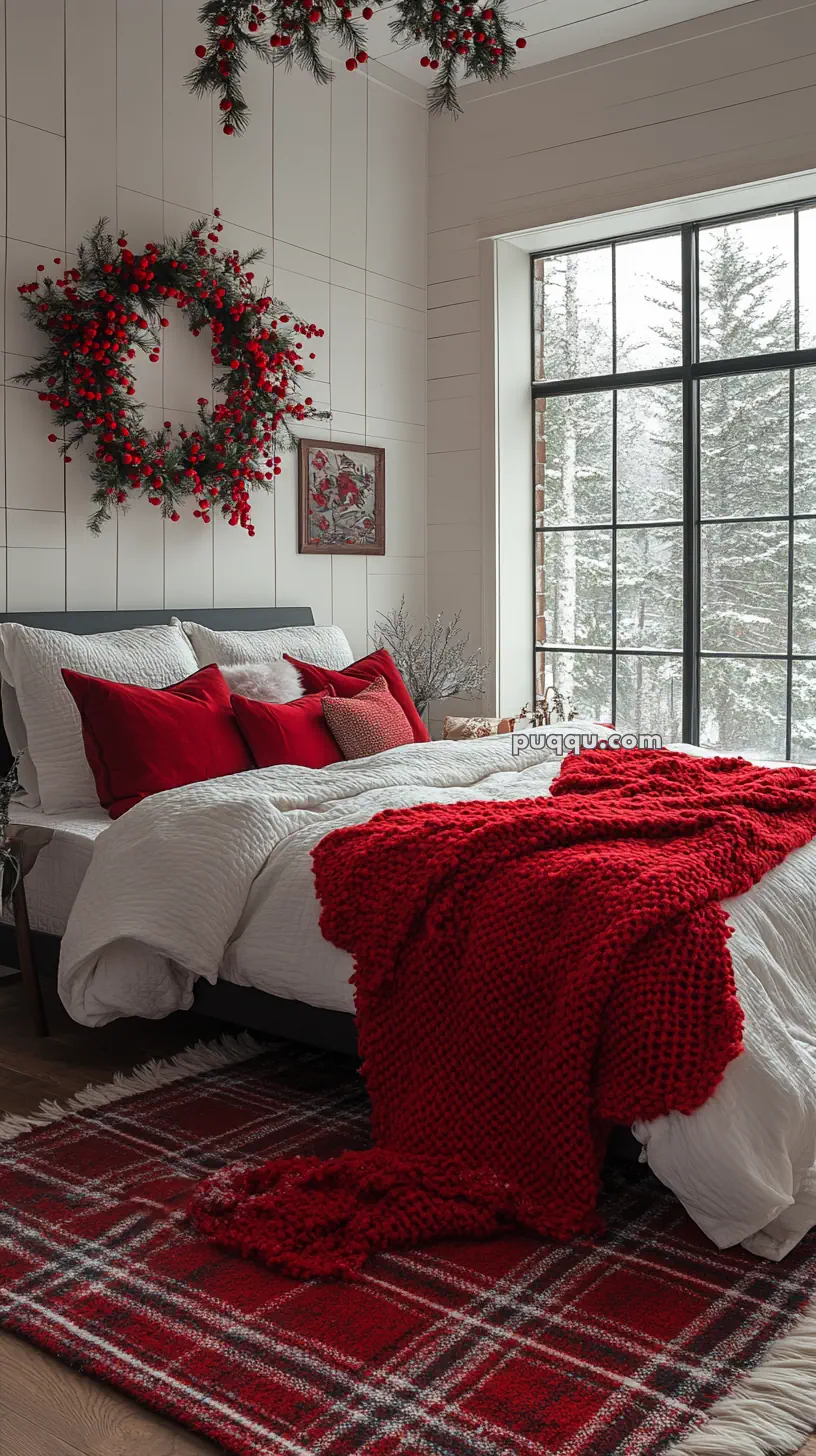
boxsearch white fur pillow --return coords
[220,660,303,703]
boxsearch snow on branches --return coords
[373,597,488,714]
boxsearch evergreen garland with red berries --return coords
[390,0,522,114]
[187,0,525,123]
[15,217,326,537]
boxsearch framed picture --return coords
[298,439,385,555]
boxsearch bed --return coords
[0,607,358,1056]
[3,607,816,1263]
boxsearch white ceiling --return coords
[368,0,751,90]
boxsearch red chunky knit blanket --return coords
[192,750,816,1277]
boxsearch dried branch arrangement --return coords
[373,597,488,715]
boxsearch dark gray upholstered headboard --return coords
[0,606,314,771]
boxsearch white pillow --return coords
[176,620,353,671]
[0,622,198,814]
[1,679,39,804]
[220,660,303,703]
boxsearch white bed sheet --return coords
[4,803,110,937]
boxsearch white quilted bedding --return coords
[58,735,816,1261]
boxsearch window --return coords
[532,202,816,760]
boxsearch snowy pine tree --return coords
[534,221,816,759]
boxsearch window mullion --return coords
[681,223,700,744]
[611,243,618,726]
[795,208,801,351]
[789,210,800,759]
[786,370,795,759]
[612,390,617,726]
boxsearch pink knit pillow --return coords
[323,675,415,760]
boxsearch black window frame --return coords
[531,200,816,758]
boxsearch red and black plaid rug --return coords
[0,1039,814,1456]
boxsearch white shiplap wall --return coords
[426,0,816,716]
[1,0,428,658]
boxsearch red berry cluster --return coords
[187,2,284,135]
[190,0,377,104]
[192,6,271,133]
[418,1,522,69]
[187,0,521,119]
[16,215,326,537]
[267,0,369,65]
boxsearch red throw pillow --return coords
[283,648,430,743]
[231,689,342,770]
[323,675,414,760]
[62,664,254,819]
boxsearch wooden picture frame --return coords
[298,438,385,555]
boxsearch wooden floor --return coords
[0,975,814,1456]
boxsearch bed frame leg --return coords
[12,873,48,1038]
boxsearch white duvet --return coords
[58,735,816,1261]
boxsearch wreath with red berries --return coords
[15,216,326,536]
[187,0,525,124]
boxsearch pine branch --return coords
[391,0,523,113]
[283,21,335,86]
[187,1,274,135]
[330,12,369,55]
[427,56,462,118]
[186,0,522,123]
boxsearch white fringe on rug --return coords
[2,1032,815,1456]
[0,1030,266,1143]
[667,1295,816,1456]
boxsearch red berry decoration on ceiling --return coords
[396,0,521,112]
[187,0,523,121]
[15,217,327,536]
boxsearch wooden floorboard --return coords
[0,977,222,1105]
[0,975,814,1456]
[0,1333,218,1454]
[0,1400,88,1456]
